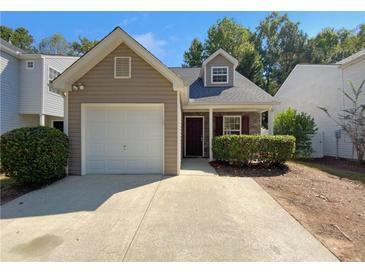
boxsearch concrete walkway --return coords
[0,174,337,261]
[180,158,217,176]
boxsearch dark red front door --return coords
[185,117,203,157]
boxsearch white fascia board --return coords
[202,49,239,69]
[183,103,277,111]
[52,28,185,92]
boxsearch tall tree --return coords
[38,33,71,55]
[0,26,13,42]
[204,17,263,85]
[183,38,204,67]
[305,28,340,63]
[1,26,34,50]
[305,25,364,64]
[255,12,307,95]
[71,36,99,56]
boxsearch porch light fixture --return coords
[72,83,85,91]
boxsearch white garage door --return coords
[83,104,163,174]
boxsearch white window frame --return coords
[114,57,131,79]
[211,66,229,84]
[26,60,35,70]
[48,66,61,93]
[223,115,241,135]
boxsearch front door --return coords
[185,117,203,157]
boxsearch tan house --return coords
[53,27,276,176]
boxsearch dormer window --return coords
[211,66,228,84]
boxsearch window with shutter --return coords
[114,57,131,79]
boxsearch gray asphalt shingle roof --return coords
[170,67,275,104]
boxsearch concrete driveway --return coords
[0,174,337,261]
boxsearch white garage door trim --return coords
[81,103,164,175]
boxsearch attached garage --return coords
[52,28,185,176]
[82,104,164,175]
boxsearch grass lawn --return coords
[294,160,365,183]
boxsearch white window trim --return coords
[48,66,61,94]
[114,56,131,79]
[184,116,204,157]
[26,60,35,70]
[211,66,229,84]
[223,115,241,135]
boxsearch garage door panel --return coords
[84,104,163,174]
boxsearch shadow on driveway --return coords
[0,175,163,219]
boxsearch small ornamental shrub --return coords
[273,107,317,158]
[212,135,295,166]
[0,126,69,186]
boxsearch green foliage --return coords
[273,108,318,158]
[183,17,263,86]
[255,12,307,95]
[0,127,69,186]
[0,26,34,50]
[183,38,205,67]
[0,26,13,42]
[38,33,72,55]
[213,135,296,166]
[205,17,263,85]
[305,25,365,64]
[71,36,99,56]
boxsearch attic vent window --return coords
[212,66,228,84]
[26,60,34,69]
[114,57,131,79]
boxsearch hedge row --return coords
[212,135,296,166]
[1,127,69,186]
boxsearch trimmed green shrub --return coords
[273,107,317,158]
[212,135,295,166]
[1,126,69,186]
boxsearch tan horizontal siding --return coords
[68,43,178,175]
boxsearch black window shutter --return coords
[242,116,250,134]
[215,116,223,136]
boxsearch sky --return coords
[1,11,364,66]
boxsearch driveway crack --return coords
[121,178,162,261]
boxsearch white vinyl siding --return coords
[43,56,78,117]
[223,116,241,135]
[114,57,131,79]
[48,67,61,93]
[19,58,43,114]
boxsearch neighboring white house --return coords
[269,49,365,160]
[0,38,79,134]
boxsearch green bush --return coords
[273,107,317,158]
[1,126,69,186]
[212,135,295,166]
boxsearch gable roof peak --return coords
[52,26,185,91]
[202,48,239,68]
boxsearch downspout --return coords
[40,56,46,126]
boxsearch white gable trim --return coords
[52,27,185,92]
[202,48,239,69]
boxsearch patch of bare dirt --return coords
[211,161,365,261]
[308,156,365,174]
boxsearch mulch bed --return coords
[211,160,365,262]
